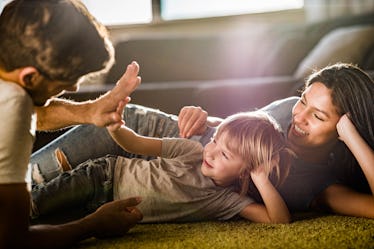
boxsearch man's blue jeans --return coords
[31,155,117,218]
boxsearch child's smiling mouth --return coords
[203,160,213,168]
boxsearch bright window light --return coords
[0,0,152,26]
[81,0,152,25]
[161,0,304,20]
[0,0,12,12]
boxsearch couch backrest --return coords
[105,12,374,84]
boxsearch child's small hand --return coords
[107,120,126,132]
[106,99,127,132]
[250,166,268,185]
[250,156,279,186]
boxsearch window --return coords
[0,0,152,26]
[0,0,12,11]
[161,0,304,20]
[81,0,152,25]
[1,0,303,25]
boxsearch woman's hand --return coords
[336,114,358,143]
[178,106,208,138]
[336,113,374,198]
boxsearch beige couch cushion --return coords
[294,25,374,80]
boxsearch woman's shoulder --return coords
[260,97,298,134]
[261,96,299,112]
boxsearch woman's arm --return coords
[108,124,162,157]
[337,114,374,193]
[239,167,291,224]
[316,114,374,218]
[178,106,223,138]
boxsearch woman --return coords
[179,63,374,217]
[32,63,374,218]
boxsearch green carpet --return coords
[72,214,374,249]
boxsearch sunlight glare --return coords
[162,0,304,20]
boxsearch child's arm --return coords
[108,124,162,157]
[239,167,291,224]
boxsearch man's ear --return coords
[18,67,40,89]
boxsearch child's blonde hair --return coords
[215,111,294,196]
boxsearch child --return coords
[32,110,294,224]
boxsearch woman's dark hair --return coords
[305,63,374,191]
[0,0,114,82]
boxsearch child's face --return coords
[201,134,246,187]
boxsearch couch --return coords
[99,12,374,117]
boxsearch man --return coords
[0,1,142,248]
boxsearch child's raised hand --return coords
[106,99,127,132]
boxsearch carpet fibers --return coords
[72,215,374,249]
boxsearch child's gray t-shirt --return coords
[113,138,254,223]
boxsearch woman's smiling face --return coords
[288,82,341,151]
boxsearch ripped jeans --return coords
[31,155,117,218]
[30,103,214,182]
